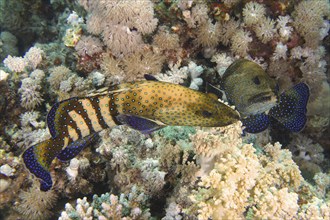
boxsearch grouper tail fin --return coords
[22,138,61,191]
[269,83,309,132]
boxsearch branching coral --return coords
[182,122,329,219]
[59,185,150,219]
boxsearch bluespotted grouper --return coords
[221,59,309,133]
[23,76,240,191]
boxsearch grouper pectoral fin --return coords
[56,133,98,161]
[144,74,159,81]
[116,114,165,134]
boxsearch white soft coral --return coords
[243,2,266,27]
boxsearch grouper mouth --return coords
[244,92,277,115]
[248,92,275,104]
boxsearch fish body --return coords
[221,59,309,134]
[23,79,239,191]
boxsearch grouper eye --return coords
[201,110,213,118]
[253,76,260,85]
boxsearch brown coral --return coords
[15,184,58,220]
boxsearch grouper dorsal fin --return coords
[205,83,224,100]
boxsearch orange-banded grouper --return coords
[221,59,309,133]
[23,75,240,191]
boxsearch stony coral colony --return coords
[0,0,329,219]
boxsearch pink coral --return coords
[194,19,221,48]
[122,49,165,81]
[183,3,208,28]
[230,29,252,57]
[82,0,158,57]
[75,36,104,56]
[292,0,330,48]
[102,25,144,57]
[254,17,277,43]
[219,19,240,46]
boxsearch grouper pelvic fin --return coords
[56,133,98,161]
[116,114,165,134]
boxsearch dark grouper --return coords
[222,59,309,134]
[23,77,239,191]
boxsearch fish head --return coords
[190,97,240,127]
[155,91,240,127]
[222,59,277,116]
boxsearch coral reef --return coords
[0,0,329,219]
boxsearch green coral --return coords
[156,126,196,141]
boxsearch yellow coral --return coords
[63,27,82,47]
[186,122,314,219]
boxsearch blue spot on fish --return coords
[242,113,270,134]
